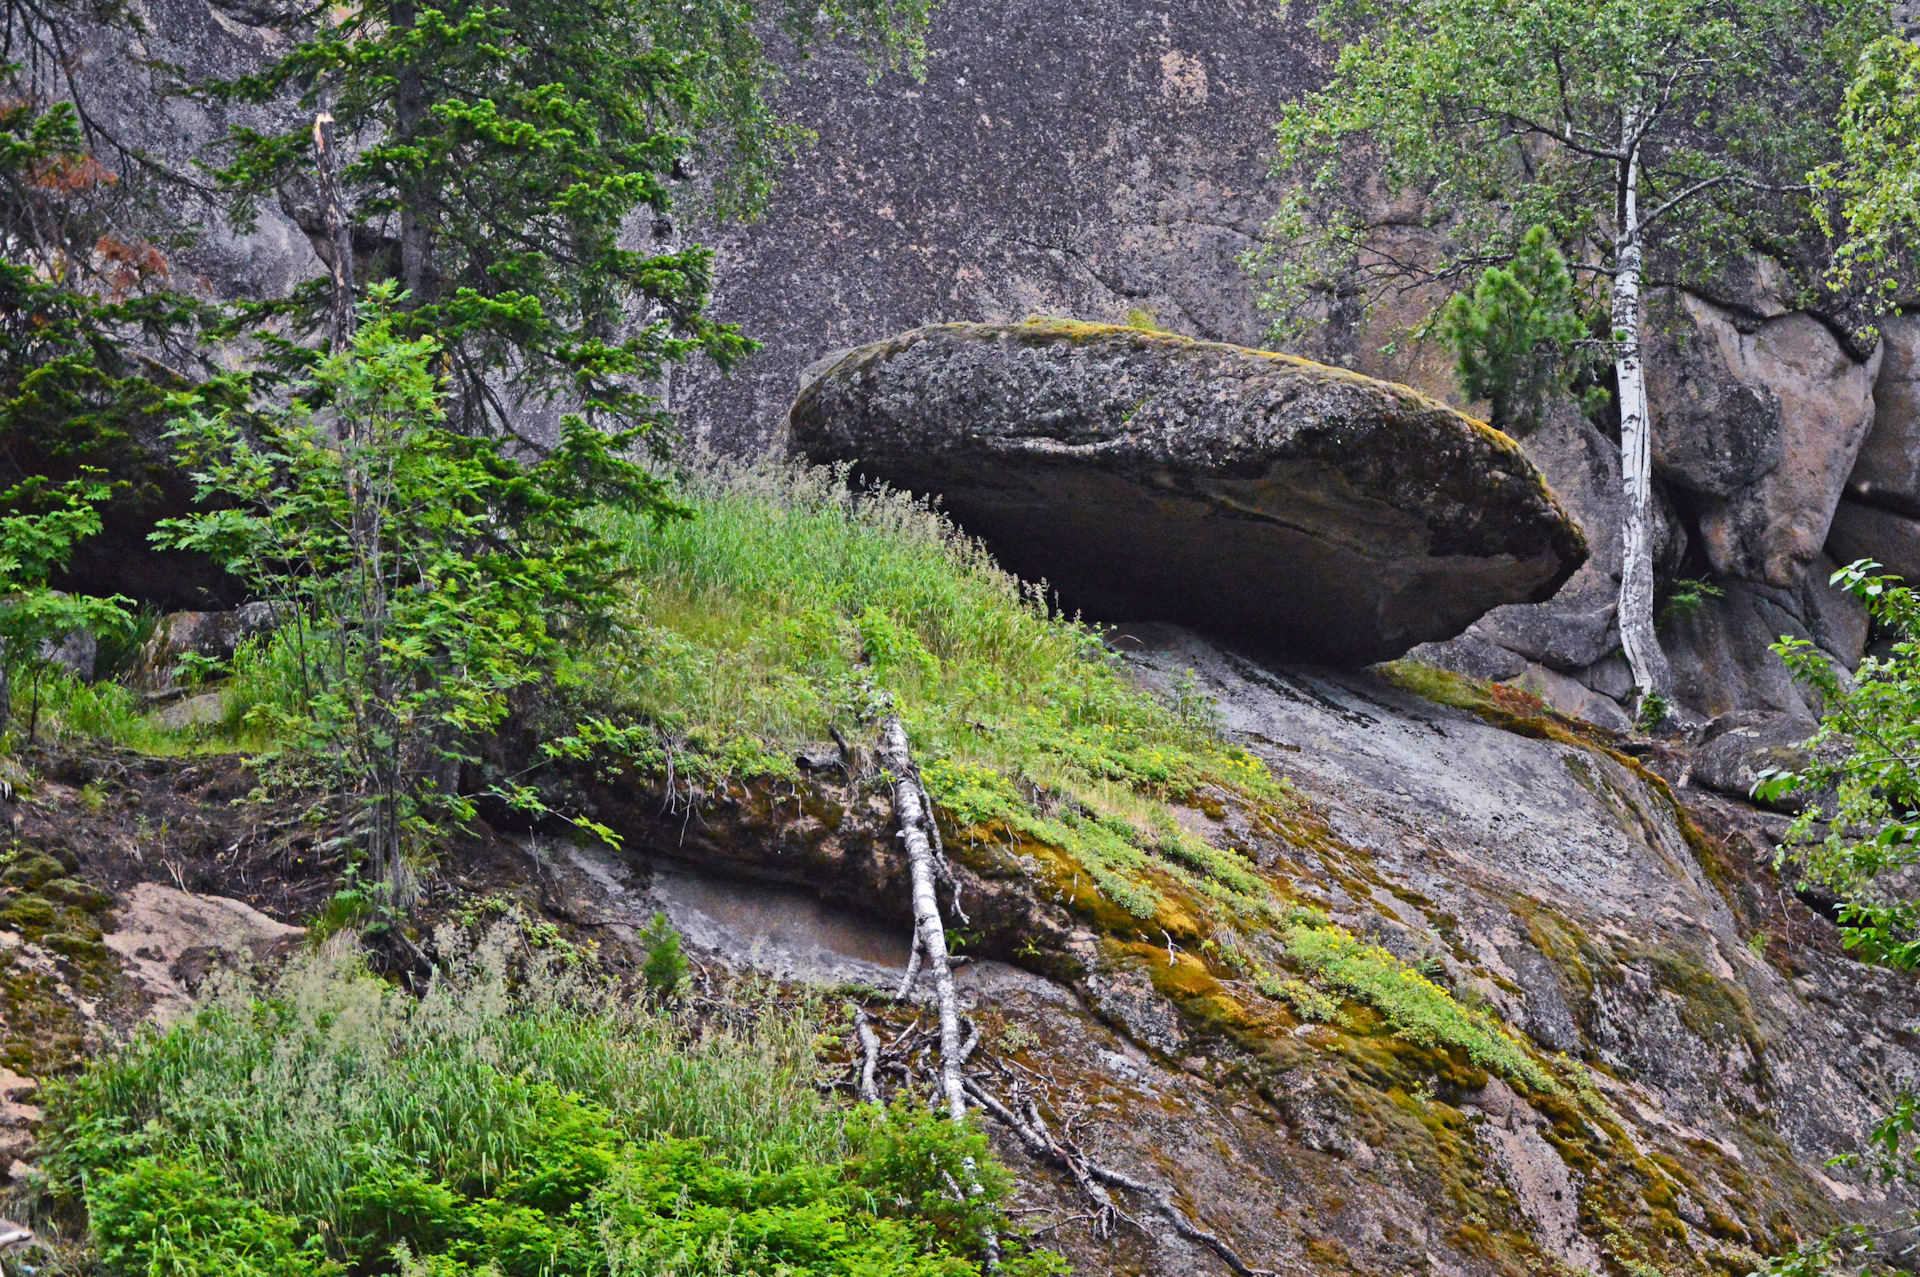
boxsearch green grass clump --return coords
[920,758,1277,931]
[584,461,1281,803]
[566,460,1289,936]
[1285,920,1558,1094]
[38,921,1057,1276]
[2,668,169,753]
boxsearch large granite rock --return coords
[1441,402,1683,675]
[1662,563,1867,722]
[1649,293,1883,587]
[1829,497,1920,583]
[791,320,1587,664]
[1846,314,1920,515]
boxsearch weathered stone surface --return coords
[1456,405,1626,670]
[1107,624,1920,1265]
[101,883,305,1023]
[670,2,1315,453]
[1661,570,1867,722]
[1402,633,1529,683]
[1846,314,1920,514]
[130,603,279,698]
[791,319,1587,664]
[1507,661,1633,733]
[1647,296,1786,497]
[1829,496,1920,585]
[1652,293,1883,587]
[1690,711,1816,810]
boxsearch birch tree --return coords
[1246,0,1881,712]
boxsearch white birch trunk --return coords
[879,717,968,1123]
[1612,120,1674,707]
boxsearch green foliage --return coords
[87,1157,338,1277]
[1764,561,1920,968]
[1436,226,1588,436]
[576,461,1283,804]
[1659,576,1726,625]
[153,289,655,886]
[1245,0,1878,341]
[1813,32,1920,307]
[0,471,132,741]
[1285,918,1557,1093]
[203,0,931,448]
[41,921,1050,1276]
[639,911,688,999]
[0,76,245,557]
[542,461,1291,942]
[1763,561,1920,1270]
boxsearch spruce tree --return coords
[206,0,933,470]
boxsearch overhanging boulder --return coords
[790,320,1587,665]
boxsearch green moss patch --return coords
[1284,921,1558,1094]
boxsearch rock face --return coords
[1847,314,1920,515]
[1830,498,1920,582]
[791,320,1586,664]
[1651,293,1883,587]
[560,626,1920,1275]
[129,603,280,698]
[1829,319,1920,587]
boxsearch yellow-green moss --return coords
[1285,921,1559,1094]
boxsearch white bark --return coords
[879,716,966,1122]
[879,716,997,1270]
[1612,118,1675,706]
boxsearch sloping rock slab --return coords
[790,320,1586,664]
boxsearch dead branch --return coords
[963,1075,1272,1277]
[880,715,968,1123]
[855,1008,882,1105]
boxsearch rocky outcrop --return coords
[1828,317,1920,587]
[1846,315,1920,515]
[1648,294,1883,588]
[791,319,1586,664]
[540,627,1920,1275]
[129,603,279,698]
[1830,498,1920,582]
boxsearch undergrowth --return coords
[35,920,1058,1276]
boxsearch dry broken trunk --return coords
[880,715,968,1122]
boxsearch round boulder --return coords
[790,320,1587,665]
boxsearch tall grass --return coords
[39,920,1051,1276]
[588,460,1279,808]
[41,922,843,1227]
[570,460,1290,937]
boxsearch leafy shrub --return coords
[156,289,660,890]
[86,1157,335,1277]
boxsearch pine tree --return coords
[205,0,933,471]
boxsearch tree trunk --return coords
[879,716,967,1123]
[392,0,429,305]
[312,109,356,350]
[1612,123,1674,709]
